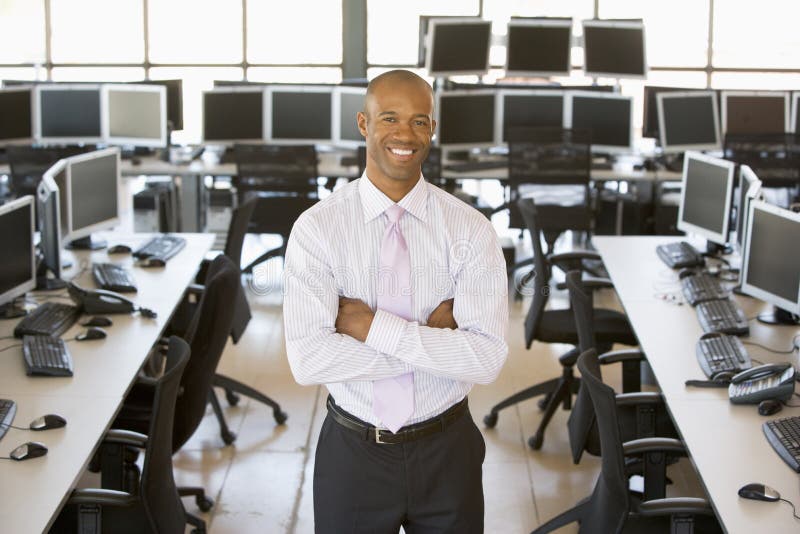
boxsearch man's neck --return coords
[365,172,420,203]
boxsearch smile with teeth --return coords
[389,147,415,156]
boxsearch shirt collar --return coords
[359,172,429,224]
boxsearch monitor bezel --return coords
[425,17,492,78]
[266,84,335,145]
[435,89,500,150]
[582,19,648,80]
[497,89,568,145]
[62,147,122,242]
[38,160,65,280]
[565,90,634,154]
[657,91,721,154]
[332,85,366,148]
[0,86,35,146]
[735,164,763,252]
[676,150,736,246]
[504,18,573,78]
[720,90,790,136]
[34,83,104,145]
[791,91,800,133]
[201,87,266,146]
[0,195,37,307]
[102,84,167,148]
[741,200,800,315]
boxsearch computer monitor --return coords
[582,19,647,79]
[721,91,790,136]
[36,160,67,289]
[677,151,735,250]
[435,90,498,150]
[0,87,34,146]
[505,18,572,77]
[499,90,566,143]
[35,84,103,145]
[333,86,366,147]
[567,91,633,153]
[740,200,800,324]
[791,92,800,133]
[146,79,183,131]
[202,88,265,145]
[102,84,167,148]
[61,147,121,249]
[657,91,721,153]
[735,164,763,253]
[0,195,36,318]
[267,85,333,144]
[425,18,492,77]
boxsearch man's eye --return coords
[415,121,428,127]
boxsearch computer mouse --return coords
[76,327,108,341]
[9,441,48,461]
[758,399,783,416]
[81,316,113,327]
[738,482,780,502]
[138,257,166,268]
[29,414,67,431]
[107,244,132,254]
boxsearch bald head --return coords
[364,70,434,115]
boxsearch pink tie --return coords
[373,204,414,433]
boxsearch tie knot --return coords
[385,204,405,224]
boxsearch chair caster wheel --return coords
[225,389,240,406]
[221,429,237,445]
[537,392,553,411]
[528,433,544,450]
[196,495,214,512]
[274,410,288,425]
[483,412,498,428]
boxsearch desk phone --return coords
[728,363,796,404]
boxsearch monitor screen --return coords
[146,79,183,131]
[721,91,789,135]
[333,86,366,146]
[268,86,333,143]
[202,89,264,144]
[38,162,64,281]
[65,148,120,241]
[37,85,102,142]
[735,165,762,252]
[505,18,572,77]
[793,92,800,133]
[677,151,735,246]
[568,92,633,152]
[104,84,167,147]
[741,201,800,315]
[657,91,721,153]
[643,86,697,139]
[0,196,36,307]
[500,91,565,142]
[583,20,647,78]
[436,91,497,148]
[426,18,492,77]
[0,87,33,144]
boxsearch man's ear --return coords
[430,118,437,138]
[357,111,368,137]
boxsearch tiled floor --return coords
[164,231,706,534]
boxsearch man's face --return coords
[357,80,437,183]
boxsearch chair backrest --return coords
[223,195,257,266]
[140,335,191,534]
[723,133,799,187]
[566,270,596,354]
[6,145,89,197]
[575,349,630,534]
[172,255,240,451]
[517,197,551,349]
[232,143,318,197]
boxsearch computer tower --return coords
[133,183,175,233]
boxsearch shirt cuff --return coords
[365,309,407,355]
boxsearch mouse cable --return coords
[0,335,14,341]
[0,456,13,461]
[779,498,800,521]
[0,421,30,431]
[0,343,22,353]
[741,340,797,354]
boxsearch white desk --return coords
[0,232,213,534]
[594,236,800,533]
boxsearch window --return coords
[0,0,45,64]
[247,67,341,84]
[50,0,143,63]
[51,67,145,82]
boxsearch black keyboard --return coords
[14,302,81,339]
[22,335,73,377]
[443,159,508,173]
[681,273,729,306]
[656,241,705,269]
[763,416,800,472]
[92,263,138,293]
[133,235,186,261]
[0,398,16,443]
[696,299,750,336]
[695,333,752,377]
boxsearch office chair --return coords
[232,143,320,274]
[483,198,637,450]
[724,133,800,189]
[6,145,89,198]
[52,336,207,534]
[532,349,721,534]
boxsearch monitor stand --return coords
[66,235,107,250]
[0,299,27,319]
[757,306,800,326]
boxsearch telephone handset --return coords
[731,362,793,384]
[728,362,796,404]
[67,282,157,318]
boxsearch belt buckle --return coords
[374,427,388,444]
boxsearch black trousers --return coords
[313,403,486,533]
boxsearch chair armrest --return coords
[185,283,205,297]
[549,250,602,264]
[68,488,137,507]
[637,497,714,517]
[104,429,148,448]
[615,392,664,407]
[599,349,645,365]
[135,375,158,387]
[623,437,686,456]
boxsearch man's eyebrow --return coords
[376,111,431,120]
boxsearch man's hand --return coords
[427,298,458,330]
[335,297,375,342]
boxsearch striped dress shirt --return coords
[283,174,509,426]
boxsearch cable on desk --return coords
[779,498,800,521]
[741,341,797,354]
[0,343,22,353]
[0,421,29,431]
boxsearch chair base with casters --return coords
[215,373,288,423]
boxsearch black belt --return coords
[326,396,469,445]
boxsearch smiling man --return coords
[284,69,508,533]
